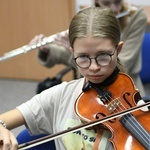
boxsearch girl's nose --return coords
[89,59,101,71]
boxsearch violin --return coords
[10,73,149,149]
[75,72,150,150]
[17,73,150,150]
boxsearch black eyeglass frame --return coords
[73,46,118,69]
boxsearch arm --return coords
[33,30,71,68]
[118,8,147,75]
[37,43,71,68]
[0,109,25,149]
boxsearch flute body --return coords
[0,30,67,62]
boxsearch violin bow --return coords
[17,101,150,150]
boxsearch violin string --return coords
[121,114,150,145]
[115,96,149,146]
[103,94,142,138]
[107,94,150,147]
[118,99,149,146]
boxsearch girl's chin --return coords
[88,79,104,84]
[86,76,105,84]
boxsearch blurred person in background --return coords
[30,0,147,96]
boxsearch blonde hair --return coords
[69,7,125,72]
[69,7,120,47]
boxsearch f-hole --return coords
[123,92,132,107]
[95,112,116,123]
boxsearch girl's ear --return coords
[69,47,73,53]
[117,41,124,55]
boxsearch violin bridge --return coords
[107,98,121,113]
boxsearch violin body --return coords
[75,73,150,150]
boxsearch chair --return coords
[139,32,150,102]
[17,129,56,150]
[140,32,150,84]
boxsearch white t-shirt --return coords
[17,78,113,150]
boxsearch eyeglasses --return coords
[73,48,117,69]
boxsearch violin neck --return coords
[119,113,150,149]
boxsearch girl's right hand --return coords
[0,125,18,150]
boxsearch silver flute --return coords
[0,11,129,62]
[0,30,67,62]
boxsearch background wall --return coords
[75,0,92,12]
[0,0,75,81]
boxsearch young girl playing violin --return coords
[0,7,148,150]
